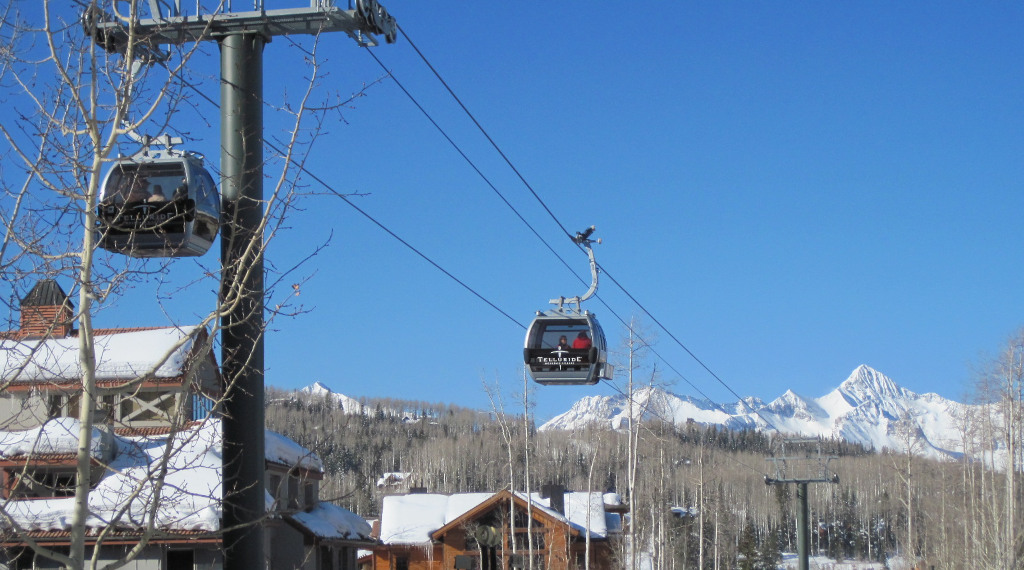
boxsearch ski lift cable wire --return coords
[598,264,783,433]
[164,61,527,331]
[361,47,582,284]
[357,46,735,411]
[360,45,732,410]
[168,33,781,437]
[178,45,730,422]
[393,26,783,434]
[395,25,576,243]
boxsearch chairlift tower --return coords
[764,438,840,570]
[86,2,396,569]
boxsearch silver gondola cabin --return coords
[96,137,219,257]
[523,227,614,386]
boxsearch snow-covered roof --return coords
[266,428,323,471]
[379,493,484,544]
[0,417,108,458]
[0,326,203,382]
[290,502,373,541]
[376,471,412,487]
[4,418,222,532]
[0,418,342,535]
[378,490,611,546]
[516,491,609,539]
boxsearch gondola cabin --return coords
[95,151,219,257]
[524,311,613,385]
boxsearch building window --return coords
[192,392,216,420]
[511,531,545,551]
[319,546,334,570]
[31,546,70,569]
[394,556,409,570]
[5,547,31,570]
[288,474,300,509]
[304,481,316,507]
[167,549,195,570]
[94,395,116,423]
[268,474,282,505]
[48,393,80,419]
[11,470,77,498]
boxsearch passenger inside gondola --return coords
[148,185,167,203]
[173,179,188,201]
[126,176,150,203]
[573,331,592,349]
[556,336,571,351]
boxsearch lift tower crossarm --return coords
[84,0,395,49]
[764,438,840,570]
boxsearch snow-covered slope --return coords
[540,365,973,459]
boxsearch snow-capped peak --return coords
[303,381,333,397]
[837,365,911,408]
[298,382,365,415]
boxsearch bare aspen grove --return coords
[267,330,1024,570]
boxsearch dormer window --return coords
[8,469,78,498]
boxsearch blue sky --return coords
[4,2,1024,421]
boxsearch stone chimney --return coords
[19,280,74,339]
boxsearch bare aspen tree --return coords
[613,316,659,570]
[962,329,1024,569]
[0,2,376,568]
[890,410,923,563]
[483,375,523,570]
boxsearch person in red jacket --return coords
[572,331,592,349]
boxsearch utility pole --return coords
[765,438,840,570]
[87,2,396,569]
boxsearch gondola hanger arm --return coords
[548,226,601,311]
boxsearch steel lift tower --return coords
[86,2,396,568]
[765,438,840,570]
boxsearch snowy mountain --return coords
[295,382,429,423]
[299,381,366,415]
[540,365,973,459]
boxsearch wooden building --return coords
[366,486,624,570]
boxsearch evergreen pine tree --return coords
[738,519,758,570]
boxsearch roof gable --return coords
[431,490,568,541]
[378,490,609,546]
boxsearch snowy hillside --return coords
[541,365,974,459]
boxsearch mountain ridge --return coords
[294,365,980,460]
[540,364,971,459]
